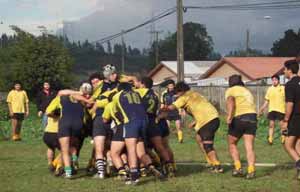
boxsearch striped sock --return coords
[95,159,105,175]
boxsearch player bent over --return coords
[166,82,223,173]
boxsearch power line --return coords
[185,0,300,10]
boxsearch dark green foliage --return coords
[227,48,269,57]
[0,26,73,95]
[271,28,300,56]
[149,22,217,67]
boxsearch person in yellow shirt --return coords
[42,108,63,176]
[166,81,223,173]
[6,81,29,141]
[225,75,257,179]
[259,75,286,145]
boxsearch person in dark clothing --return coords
[36,82,56,127]
[282,59,300,180]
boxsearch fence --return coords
[155,85,269,114]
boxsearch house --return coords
[201,57,294,83]
[148,61,216,85]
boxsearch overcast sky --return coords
[0,0,299,54]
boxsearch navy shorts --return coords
[12,113,24,121]
[93,116,113,138]
[123,119,147,139]
[267,111,285,121]
[158,119,170,138]
[43,132,60,150]
[166,110,181,121]
[112,124,125,142]
[58,118,83,138]
[147,117,162,139]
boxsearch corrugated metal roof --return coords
[161,61,216,76]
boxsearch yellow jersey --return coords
[102,102,122,125]
[265,85,285,114]
[6,90,29,113]
[173,90,219,131]
[44,117,59,133]
[225,86,256,117]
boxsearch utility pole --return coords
[121,30,125,73]
[177,0,184,82]
[246,29,250,56]
[150,30,163,65]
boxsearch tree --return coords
[227,48,268,57]
[271,29,300,56]
[0,26,73,94]
[149,22,214,67]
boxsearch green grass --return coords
[0,107,300,192]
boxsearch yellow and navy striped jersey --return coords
[102,102,123,125]
[46,95,86,123]
[112,90,147,123]
[135,88,159,116]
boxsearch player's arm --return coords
[6,92,13,117]
[57,89,82,96]
[226,96,235,124]
[46,97,61,117]
[188,121,196,129]
[258,100,269,117]
[283,84,295,124]
[24,91,29,117]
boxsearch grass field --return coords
[1,108,300,192]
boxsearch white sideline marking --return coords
[175,162,288,167]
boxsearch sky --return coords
[0,0,299,54]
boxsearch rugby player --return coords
[259,75,286,145]
[225,75,257,179]
[111,82,164,185]
[282,60,300,180]
[134,76,175,177]
[43,109,62,175]
[46,83,92,178]
[161,80,184,143]
[7,81,29,141]
[166,82,223,173]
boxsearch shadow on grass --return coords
[256,163,294,179]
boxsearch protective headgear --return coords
[80,83,92,95]
[103,64,116,78]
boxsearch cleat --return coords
[297,169,300,181]
[166,163,175,178]
[63,173,73,179]
[232,168,244,177]
[48,164,55,173]
[211,165,224,173]
[93,172,105,179]
[267,137,273,145]
[149,166,165,180]
[140,167,147,177]
[125,178,139,185]
[54,166,64,177]
[116,170,128,181]
[246,172,256,180]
